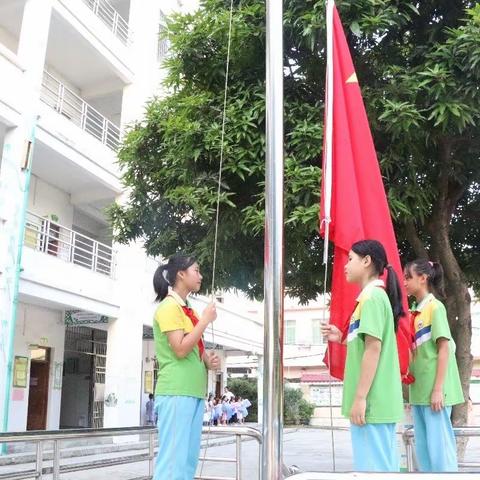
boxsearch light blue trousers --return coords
[412,405,457,472]
[350,423,399,472]
[154,395,204,480]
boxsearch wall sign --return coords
[13,356,28,388]
[65,310,108,326]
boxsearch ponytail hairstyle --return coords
[351,239,405,331]
[153,254,197,302]
[404,258,445,299]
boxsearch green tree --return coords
[110,0,480,424]
[284,386,315,425]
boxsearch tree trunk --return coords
[428,138,473,460]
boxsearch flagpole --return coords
[322,0,335,265]
[263,0,284,478]
[322,0,338,470]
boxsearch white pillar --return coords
[0,0,52,433]
[102,0,162,429]
[103,243,146,428]
[257,354,264,424]
[120,0,162,125]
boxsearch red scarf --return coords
[402,310,420,385]
[181,306,205,358]
[167,295,205,358]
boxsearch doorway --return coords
[60,326,107,429]
[27,347,51,430]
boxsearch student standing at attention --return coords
[404,259,464,472]
[152,254,220,480]
[322,239,405,472]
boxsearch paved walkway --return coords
[1,426,479,479]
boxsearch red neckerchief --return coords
[402,310,421,385]
[168,295,205,358]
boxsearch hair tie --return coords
[162,268,170,285]
[428,261,434,267]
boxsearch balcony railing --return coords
[40,71,121,151]
[82,0,132,46]
[24,211,115,278]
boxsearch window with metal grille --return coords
[158,11,170,61]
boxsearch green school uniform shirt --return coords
[342,279,404,423]
[153,291,207,399]
[409,293,464,406]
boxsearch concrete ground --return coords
[1,425,479,479]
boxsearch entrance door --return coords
[27,347,50,430]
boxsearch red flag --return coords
[320,1,410,379]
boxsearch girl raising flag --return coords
[322,240,405,472]
[152,254,220,480]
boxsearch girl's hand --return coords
[431,388,444,412]
[320,323,343,343]
[350,396,367,426]
[201,303,217,325]
[204,351,221,370]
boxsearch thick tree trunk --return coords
[430,223,472,425]
[428,139,473,460]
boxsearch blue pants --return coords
[412,405,457,472]
[350,423,399,472]
[154,395,204,480]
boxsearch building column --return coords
[103,242,147,428]
[257,354,264,424]
[0,0,52,433]
[102,0,163,429]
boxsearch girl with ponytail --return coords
[404,259,464,472]
[322,239,404,472]
[152,254,219,480]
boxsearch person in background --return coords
[224,386,235,401]
[145,393,155,426]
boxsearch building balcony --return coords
[40,70,121,151]
[24,211,116,278]
[0,44,24,126]
[81,0,131,46]
[19,211,119,317]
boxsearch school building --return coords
[0,0,263,434]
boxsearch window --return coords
[285,320,296,345]
[311,319,323,345]
[310,385,343,407]
[157,11,170,61]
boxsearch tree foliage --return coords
[110,0,480,421]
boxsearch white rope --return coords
[321,257,337,472]
[199,1,235,477]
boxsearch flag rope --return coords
[198,0,235,476]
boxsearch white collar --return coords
[413,293,434,312]
[356,279,385,301]
[169,289,188,307]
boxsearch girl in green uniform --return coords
[404,259,464,472]
[152,254,220,480]
[322,239,405,471]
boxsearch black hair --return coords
[148,393,154,400]
[153,254,197,302]
[404,258,445,299]
[351,239,405,331]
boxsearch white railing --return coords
[0,426,262,480]
[40,71,121,151]
[24,211,116,278]
[82,0,131,45]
